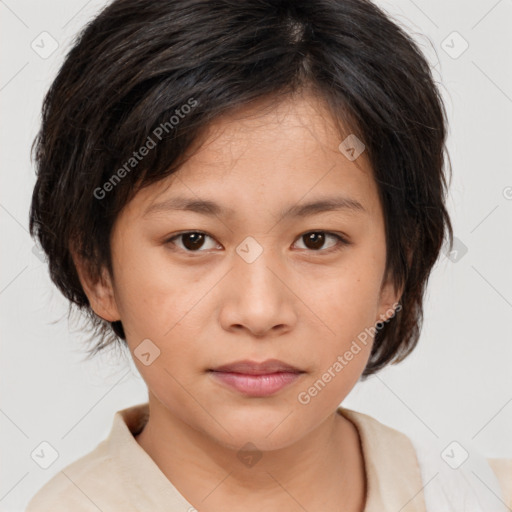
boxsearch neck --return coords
[135,398,366,511]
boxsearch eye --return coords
[164,230,350,254]
[165,231,220,252]
[293,231,350,253]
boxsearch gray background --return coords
[1,0,511,510]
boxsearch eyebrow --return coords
[143,195,367,219]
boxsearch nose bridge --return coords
[233,235,282,302]
[219,235,296,335]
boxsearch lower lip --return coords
[209,371,303,397]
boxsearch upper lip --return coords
[210,359,303,375]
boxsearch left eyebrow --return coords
[142,195,367,219]
[280,196,367,218]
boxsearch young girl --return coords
[26,0,511,510]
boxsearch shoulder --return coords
[339,407,418,458]
[24,403,151,512]
[339,408,512,511]
[487,457,512,509]
[25,439,124,512]
[338,407,428,511]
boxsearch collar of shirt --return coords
[104,403,426,512]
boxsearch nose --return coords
[218,246,298,338]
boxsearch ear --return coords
[375,244,413,324]
[375,270,403,324]
[71,248,121,323]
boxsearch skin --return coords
[73,91,401,512]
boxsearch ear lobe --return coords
[71,248,120,323]
[376,272,403,324]
[376,247,411,324]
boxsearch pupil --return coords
[306,232,324,250]
[184,233,204,250]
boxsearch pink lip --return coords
[210,358,303,375]
[209,371,303,397]
[208,359,305,397]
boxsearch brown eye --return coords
[166,232,219,252]
[295,231,349,252]
[181,233,206,250]
[303,232,326,250]
[165,230,349,254]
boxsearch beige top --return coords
[25,403,512,512]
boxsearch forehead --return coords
[124,92,379,221]
[182,92,370,173]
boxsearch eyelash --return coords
[164,230,351,255]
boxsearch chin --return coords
[202,409,306,452]
[218,428,302,455]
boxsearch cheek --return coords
[312,261,384,335]
[111,248,192,336]
[301,253,384,379]
[113,260,213,387]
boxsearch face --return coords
[78,92,400,452]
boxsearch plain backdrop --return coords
[1,0,511,510]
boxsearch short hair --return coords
[29,0,453,377]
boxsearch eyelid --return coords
[164,230,351,253]
[165,230,220,252]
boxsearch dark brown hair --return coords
[29,0,453,377]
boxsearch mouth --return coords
[208,359,305,397]
[209,358,304,375]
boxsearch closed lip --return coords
[209,358,304,375]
